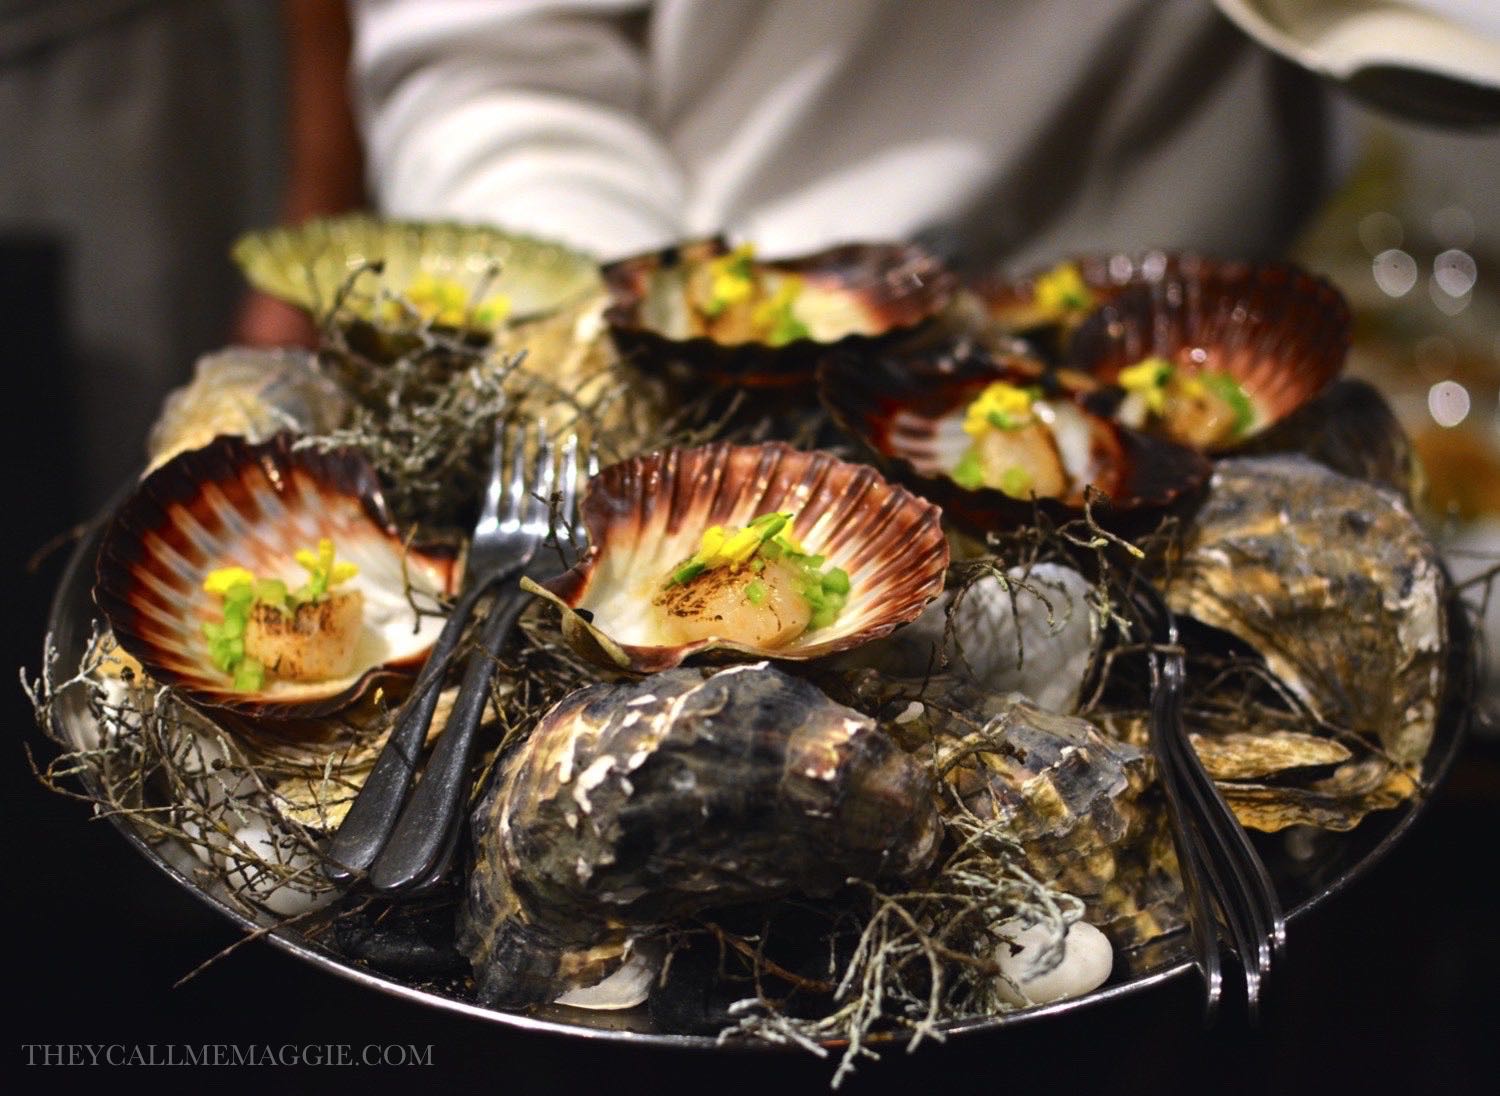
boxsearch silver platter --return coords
[44,508,1474,1047]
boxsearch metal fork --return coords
[1139,584,1286,1021]
[324,418,587,888]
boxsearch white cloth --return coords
[352,0,1333,266]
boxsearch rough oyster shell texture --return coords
[818,340,1209,531]
[232,215,601,328]
[602,236,956,387]
[1068,259,1350,449]
[524,442,949,672]
[146,347,350,472]
[929,696,1182,948]
[94,434,458,720]
[1165,456,1445,776]
[460,664,941,1006]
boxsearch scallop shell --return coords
[146,347,349,472]
[1067,259,1349,449]
[459,664,941,1006]
[970,251,1194,361]
[523,442,950,673]
[1163,456,1445,772]
[232,215,601,330]
[602,237,955,388]
[818,339,1209,531]
[95,434,459,720]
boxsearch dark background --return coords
[4,4,1499,1092]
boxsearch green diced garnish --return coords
[233,657,265,692]
[1000,466,1033,499]
[809,605,838,631]
[1201,372,1256,438]
[744,579,767,605]
[670,561,707,586]
[254,578,289,612]
[953,449,985,490]
[822,567,850,595]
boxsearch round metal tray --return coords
[43,507,1474,1047]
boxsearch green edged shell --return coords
[232,215,601,328]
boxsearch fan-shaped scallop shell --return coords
[95,434,459,719]
[231,214,601,329]
[601,237,956,387]
[969,251,1194,361]
[1068,259,1349,449]
[818,340,1209,531]
[522,442,949,673]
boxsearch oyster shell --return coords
[1068,260,1349,450]
[95,434,459,720]
[1164,456,1445,773]
[459,664,941,1006]
[232,215,601,331]
[924,695,1179,948]
[602,237,955,388]
[1240,378,1418,500]
[146,347,349,472]
[840,563,1099,716]
[523,442,949,673]
[818,339,1209,531]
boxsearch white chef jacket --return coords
[351,0,1333,267]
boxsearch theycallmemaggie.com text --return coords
[22,1044,434,1067]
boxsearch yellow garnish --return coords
[380,274,510,329]
[203,567,256,595]
[1033,261,1094,316]
[698,525,728,560]
[706,244,757,312]
[963,381,1037,437]
[1119,357,1175,415]
[717,527,762,564]
[295,538,359,601]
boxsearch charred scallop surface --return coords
[1165,456,1445,773]
[460,664,941,1007]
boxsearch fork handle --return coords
[369,583,533,893]
[323,570,507,881]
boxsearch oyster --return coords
[922,695,1180,948]
[602,237,955,388]
[459,664,941,1006]
[1164,456,1445,773]
[1241,378,1418,500]
[523,442,949,673]
[146,347,349,472]
[95,434,458,720]
[232,215,601,333]
[1068,259,1349,450]
[819,339,1209,532]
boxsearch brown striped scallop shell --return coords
[601,237,956,388]
[818,340,1209,532]
[521,442,950,673]
[95,434,459,720]
[1067,259,1350,449]
[969,251,1195,362]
